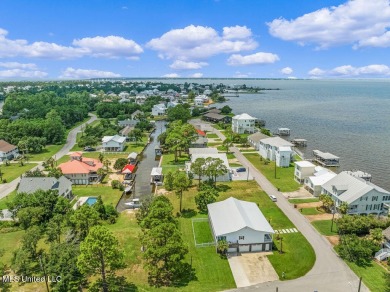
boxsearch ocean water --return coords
[215,79,390,190]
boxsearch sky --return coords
[1,0,390,80]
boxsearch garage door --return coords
[251,244,262,252]
[239,245,250,253]
[265,243,271,251]
[228,247,237,253]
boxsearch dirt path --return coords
[305,213,340,222]
[296,202,322,209]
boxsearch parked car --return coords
[83,146,96,152]
[236,167,246,172]
[125,198,142,209]
[269,195,277,202]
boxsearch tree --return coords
[99,153,105,163]
[190,157,205,188]
[142,222,189,287]
[220,105,232,114]
[204,157,228,186]
[77,226,125,292]
[103,159,111,173]
[217,239,229,255]
[338,234,378,265]
[24,168,46,177]
[93,196,106,220]
[338,202,349,215]
[369,228,384,245]
[173,171,190,213]
[195,185,219,213]
[113,158,128,172]
[48,167,63,179]
[222,138,233,153]
[319,194,334,213]
[21,226,42,258]
[167,104,191,123]
[46,214,65,244]
[140,196,177,230]
[164,171,174,191]
[70,205,100,240]
[129,128,143,145]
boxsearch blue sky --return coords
[1,0,390,79]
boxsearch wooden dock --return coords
[291,138,307,147]
[313,150,340,167]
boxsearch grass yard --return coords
[346,261,387,292]
[300,207,322,215]
[72,185,123,207]
[208,142,222,147]
[27,144,64,161]
[288,198,319,204]
[229,163,243,167]
[160,153,188,175]
[192,219,214,244]
[0,190,17,210]
[206,133,219,138]
[0,229,24,264]
[226,153,235,159]
[243,153,300,192]
[312,220,339,236]
[0,163,38,183]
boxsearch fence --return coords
[191,218,216,248]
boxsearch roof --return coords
[196,129,206,136]
[208,197,274,236]
[278,146,292,152]
[203,112,227,120]
[192,136,208,145]
[120,125,134,136]
[295,161,316,168]
[260,136,294,147]
[383,226,390,241]
[127,152,138,159]
[71,151,83,157]
[151,167,162,176]
[206,108,221,114]
[18,176,72,196]
[308,171,336,186]
[247,132,269,143]
[232,113,257,120]
[189,148,218,155]
[313,150,339,160]
[0,139,17,152]
[322,171,390,204]
[102,135,126,144]
[191,153,229,168]
[122,164,135,174]
[59,158,103,174]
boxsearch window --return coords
[239,236,245,240]
[264,234,272,241]
[372,196,378,202]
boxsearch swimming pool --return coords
[86,197,97,206]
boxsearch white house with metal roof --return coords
[208,197,274,253]
[102,135,126,152]
[259,137,294,167]
[151,103,167,116]
[232,113,257,134]
[304,167,337,196]
[294,161,316,184]
[321,171,390,215]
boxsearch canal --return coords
[117,120,166,211]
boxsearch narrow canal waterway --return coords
[117,120,166,211]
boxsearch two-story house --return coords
[18,176,73,199]
[259,137,294,167]
[0,139,19,161]
[102,135,126,152]
[151,103,167,116]
[232,113,257,134]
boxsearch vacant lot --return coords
[0,163,38,183]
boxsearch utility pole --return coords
[39,255,50,292]
[274,161,277,179]
[358,276,362,292]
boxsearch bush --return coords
[336,215,390,236]
[111,180,120,189]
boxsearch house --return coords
[58,152,103,185]
[18,176,73,199]
[127,152,138,164]
[185,152,231,182]
[321,171,390,215]
[206,108,221,114]
[167,101,179,108]
[102,135,126,152]
[305,167,337,196]
[0,139,19,161]
[208,197,274,253]
[135,95,146,105]
[188,147,218,157]
[294,161,316,184]
[202,113,231,124]
[122,164,136,180]
[194,96,204,107]
[313,150,340,167]
[247,132,270,150]
[232,113,257,134]
[259,137,294,167]
[151,103,167,116]
[120,125,134,139]
[190,129,208,148]
[151,167,163,184]
[118,119,138,128]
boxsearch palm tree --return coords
[222,138,233,153]
[103,159,111,174]
[173,171,190,213]
[190,158,206,188]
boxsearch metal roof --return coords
[189,148,218,155]
[232,113,257,120]
[295,161,316,168]
[247,132,270,143]
[207,197,274,236]
[260,136,294,148]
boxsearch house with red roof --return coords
[190,128,208,148]
[58,152,103,185]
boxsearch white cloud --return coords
[233,71,250,78]
[268,0,390,49]
[308,64,390,77]
[190,73,203,78]
[0,69,47,78]
[0,28,143,59]
[169,60,208,70]
[357,31,390,48]
[222,25,252,39]
[308,67,326,76]
[147,25,257,61]
[162,73,180,78]
[227,52,279,66]
[281,67,293,75]
[0,62,38,70]
[72,36,143,58]
[59,67,121,79]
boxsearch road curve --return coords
[0,113,97,200]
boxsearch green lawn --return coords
[243,153,300,192]
[288,198,319,204]
[206,133,219,138]
[0,163,38,183]
[0,229,24,264]
[300,207,322,215]
[311,220,339,236]
[27,144,64,161]
[193,220,214,244]
[208,142,222,147]
[161,153,188,175]
[0,190,17,209]
[229,163,243,167]
[226,153,235,159]
[346,261,387,292]
[72,186,123,207]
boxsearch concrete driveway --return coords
[228,252,279,288]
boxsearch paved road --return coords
[191,120,368,292]
[0,113,97,200]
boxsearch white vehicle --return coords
[125,198,142,209]
[269,195,277,202]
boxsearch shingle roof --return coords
[18,176,72,197]
[208,197,274,236]
[322,171,390,204]
[247,132,269,143]
[0,139,17,152]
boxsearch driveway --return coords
[228,252,278,288]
